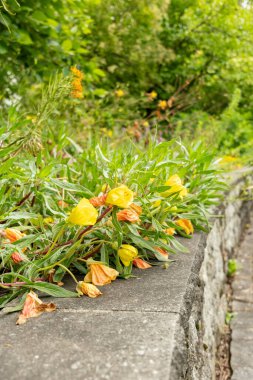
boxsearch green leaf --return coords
[61,39,72,51]
[22,282,79,298]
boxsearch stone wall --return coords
[170,173,253,380]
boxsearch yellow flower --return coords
[158,100,167,110]
[115,89,124,97]
[118,244,138,266]
[68,198,98,226]
[84,262,119,286]
[148,91,157,99]
[106,185,134,208]
[76,281,102,298]
[142,121,149,128]
[71,66,84,80]
[175,219,194,235]
[161,174,187,198]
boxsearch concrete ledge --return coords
[0,171,252,380]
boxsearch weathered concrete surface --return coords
[0,171,252,380]
[231,221,253,380]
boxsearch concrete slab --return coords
[0,309,178,380]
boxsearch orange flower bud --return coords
[133,258,152,269]
[116,209,140,223]
[11,252,23,264]
[155,247,169,259]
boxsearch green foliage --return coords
[225,311,235,325]
[227,259,238,277]
[0,0,98,100]
[0,77,225,309]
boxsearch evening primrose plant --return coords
[0,76,225,324]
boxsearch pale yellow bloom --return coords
[106,185,134,208]
[68,198,98,226]
[118,244,138,266]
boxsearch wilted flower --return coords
[84,262,119,286]
[161,174,187,198]
[175,219,194,235]
[106,185,134,208]
[4,228,25,243]
[165,228,175,236]
[129,203,142,215]
[158,100,167,110]
[16,291,56,325]
[68,198,98,226]
[117,209,140,223]
[76,281,102,298]
[115,89,124,97]
[118,244,138,266]
[89,194,107,208]
[133,258,152,269]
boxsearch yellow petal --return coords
[106,185,134,208]
[118,244,138,266]
[68,198,98,226]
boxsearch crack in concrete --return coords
[57,307,180,315]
